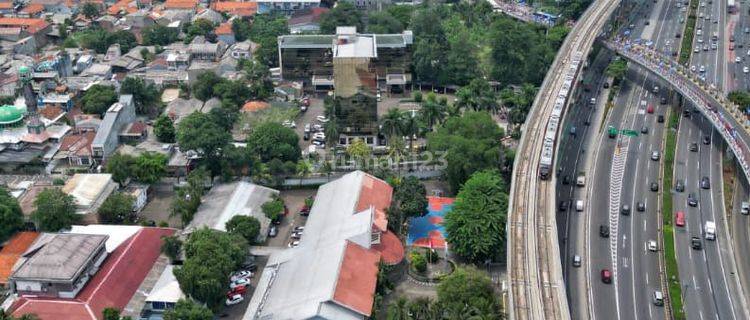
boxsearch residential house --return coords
[0,73,17,97]
[0,18,51,48]
[163,0,198,11]
[29,0,73,14]
[188,42,226,61]
[124,184,149,212]
[228,40,256,59]
[0,232,39,288]
[140,265,183,317]
[255,0,320,14]
[118,121,147,143]
[0,2,14,16]
[163,97,204,124]
[215,22,234,45]
[192,8,223,24]
[108,0,139,16]
[17,4,45,18]
[243,171,404,319]
[211,1,257,17]
[62,173,118,217]
[288,7,328,34]
[166,51,190,70]
[91,95,135,159]
[54,129,96,167]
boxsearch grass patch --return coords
[662,110,685,319]
[678,0,698,65]
[238,101,299,132]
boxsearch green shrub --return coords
[410,251,427,273]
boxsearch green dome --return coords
[0,105,24,125]
[18,66,29,74]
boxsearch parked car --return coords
[291,231,302,239]
[230,270,253,282]
[268,225,278,237]
[226,294,244,306]
[230,278,251,289]
[293,226,305,233]
[288,240,300,248]
[227,285,248,298]
[316,115,329,123]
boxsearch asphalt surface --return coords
[731,170,750,310]
[689,0,728,91]
[727,0,750,91]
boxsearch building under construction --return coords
[277,27,413,93]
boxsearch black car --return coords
[641,126,649,134]
[675,180,685,192]
[687,193,698,207]
[691,237,703,250]
[600,225,610,238]
[562,175,570,185]
[621,204,631,215]
[559,200,570,211]
[660,97,667,104]
[703,135,711,145]
[603,82,610,89]
[683,109,691,117]
[637,202,646,212]
[700,176,710,189]
[689,142,698,152]
[657,115,665,123]
[303,132,310,140]
[650,182,659,192]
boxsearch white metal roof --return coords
[69,224,142,253]
[144,265,184,304]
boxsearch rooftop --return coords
[279,30,414,49]
[144,265,183,304]
[11,233,108,281]
[0,232,40,285]
[61,174,116,208]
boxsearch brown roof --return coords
[0,2,12,9]
[0,232,40,285]
[38,105,64,122]
[127,121,146,134]
[288,7,328,26]
[332,242,380,316]
[164,0,197,9]
[59,130,95,157]
[214,22,233,35]
[108,0,137,15]
[0,18,49,33]
[19,4,44,15]
[211,1,257,16]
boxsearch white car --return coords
[694,47,700,53]
[282,120,296,128]
[711,43,717,50]
[648,240,658,252]
[744,66,749,74]
[312,124,323,132]
[747,49,750,56]
[737,56,743,63]
[304,123,311,133]
[226,294,244,306]
[230,278,251,289]
[691,65,697,72]
[230,270,253,282]
[316,115,329,123]
[700,65,706,73]
[293,226,305,232]
[697,38,703,44]
[288,240,300,248]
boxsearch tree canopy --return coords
[121,77,160,115]
[31,189,78,232]
[154,115,176,143]
[98,193,135,224]
[0,187,24,243]
[246,122,301,163]
[427,112,505,191]
[163,299,213,320]
[175,228,248,310]
[261,198,284,221]
[177,112,232,175]
[367,11,404,34]
[81,85,117,115]
[248,14,288,66]
[436,266,503,318]
[225,215,261,244]
[75,28,137,54]
[729,90,750,107]
[444,170,508,263]
[142,24,179,46]
[161,235,182,263]
[319,2,363,34]
[105,152,166,185]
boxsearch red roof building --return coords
[18,4,44,17]
[214,22,233,35]
[10,227,175,320]
[163,0,197,10]
[211,1,257,17]
[0,18,49,34]
[0,232,40,286]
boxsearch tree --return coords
[102,308,121,320]
[185,19,215,42]
[142,24,179,46]
[154,115,176,143]
[0,187,24,243]
[444,170,508,263]
[346,138,371,164]
[606,58,628,84]
[319,2,363,34]
[106,153,135,184]
[132,152,167,184]
[261,198,284,221]
[81,3,100,19]
[367,11,404,34]
[31,189,78,232]
[171,168,207,226]
[107,30,138,52]
[232,19,252,42]
[175,228,248,310]
[393,176,428,219]
[191,72,223,101]
[246,122,301,163]
[161,235,183,263]
[213,79,252,108]
[163,299,213,320]
[248,14,288,66]
[121,77,160,115]
[225,215,261,244]
[489,16,555,86]
[420,95,447,130]
[409,251,427,273]
[437,266,502,318]
[455,78,498,112]
[387,5,415,28]
[81,85,117,115]
[98,193,135,224]
[729,90,750,107]
[177,112,231,175]
[241,60,274,99]
[380,108,405,138]
[427,111,505,191]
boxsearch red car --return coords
[284,205,289,216]
[647,104,654,114]
[601,269,612,284]
[675,211,685,227]
[227,285,248,297]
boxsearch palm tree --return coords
[324,119,339,146]
[386,297,412,320]
[402,112,421,152]
[295,160,312,186]
[381,108,405,138]
[420,100,446,131]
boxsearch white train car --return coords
[539,52,583,180]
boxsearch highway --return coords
[690,0,728,90]
[507,0,622,316]
[730,171,750,309]
[728,1,750,91]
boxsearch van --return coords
[653,291,664,306]
[576,200,584,212]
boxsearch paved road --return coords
[731,171,750,310]
[727,1,750,91]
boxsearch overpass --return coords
[601,39,750,182]
[506,0,622,319]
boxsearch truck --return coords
[576,172,586,187]
[705,221,716,240]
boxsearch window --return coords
[339,137,347,145]
[151,301,166,310]
[366,136,374,144]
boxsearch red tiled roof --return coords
[59,130,95,157]
[11,228,176,320]
[332,241,380,316]
[127,121,147,134]
[0,2,12,9]
[211,1,257,16]
[241,100,269,112]
[19,4,44,15]
[164,0,197,9]
[355,174,393,213]
[0,18,49,33]
[38,105,64,122]
[371,230,405,265]
[107,0,137,16]
[0,232,40,285]
[214,22,233,35]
